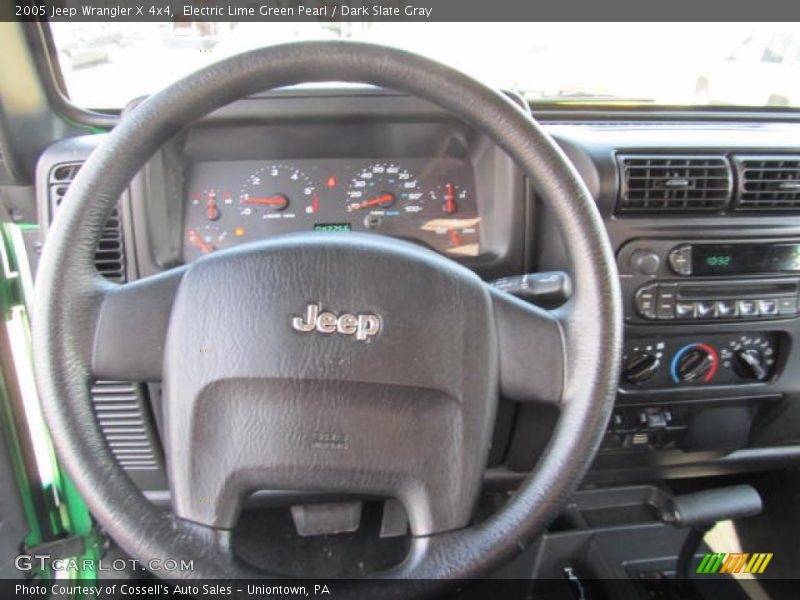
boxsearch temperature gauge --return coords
[429,183,467,215]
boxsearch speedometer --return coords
[345,162,424,215]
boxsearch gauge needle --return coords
[241,196,288,206]
[448,229,462,247]
[444,183,456,214]
[206,198,219,220]
[188,229,214,254]
[350,193,395,210]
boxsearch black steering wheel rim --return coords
[32,41,622,585]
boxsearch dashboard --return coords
[183,157,479,261]
[32,88,800,496]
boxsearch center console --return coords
[528,122,800,482]
[618,239,797,390]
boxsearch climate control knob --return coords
[733,348,769,381]
[623,352,660,384]
[671,343,719,384]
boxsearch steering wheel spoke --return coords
[91,268,185,382]
[492,287,566,405]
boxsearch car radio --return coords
[667,242,800,278]
[619,239,800,323]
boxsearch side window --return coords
[762,34,792,64]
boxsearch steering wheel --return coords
[32,42,621,586]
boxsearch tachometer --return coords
[345,162,424,215]
[238,163,318,218]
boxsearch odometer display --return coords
[314,223,352,232]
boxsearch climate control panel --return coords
[621,332,781,389]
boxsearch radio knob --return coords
[668,244,693,276]
[733,348,769,382]
[623,352,660,384]
[630,249,661,275]
[673,344,719,383]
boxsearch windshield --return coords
[51,22,800,110]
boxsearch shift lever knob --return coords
[664,485,763,592]
[663,484,763,528]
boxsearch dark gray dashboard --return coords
[34,89,800,494]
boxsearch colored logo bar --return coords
[696,552,773,574]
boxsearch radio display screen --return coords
[693,243,800,276]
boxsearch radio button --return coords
[737,300,759,317]
[778,297,798,316]
[675,301,696,319]
[759,299,778,316]
[635,285,657,319]
[696,301,717,319]
[630,249,661,275]
[716,300,738,318]
[668,245,692,276]
[656,285,677,319]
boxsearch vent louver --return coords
[48,164,162,478]
[732,155,800,212]
[49,162,126,282]
[91,382,161,471]
[617,154,733,214]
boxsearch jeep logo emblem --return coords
[291,303,381,342]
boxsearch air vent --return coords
[732,155,800,212]
[48,165,162,483]
[48,162,127,282]
[617,155,733,214]
[91,382,161,471]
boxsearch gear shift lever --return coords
[661,485,762,592]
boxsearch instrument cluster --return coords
[183,158,480,261]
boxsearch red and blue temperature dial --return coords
[670,343,720,384]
